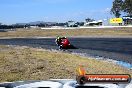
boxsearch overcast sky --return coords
[0,0,114,24]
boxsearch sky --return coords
[0,0,114,24]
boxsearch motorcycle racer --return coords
[55,36,70,49]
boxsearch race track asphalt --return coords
[0,38,132,64]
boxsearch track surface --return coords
[0,38,132,64]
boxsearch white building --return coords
[84,20,103,26]
[67,21,77,27]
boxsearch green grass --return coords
[0,45,131,82]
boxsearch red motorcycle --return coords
[55,37,71,49]
[60,38,71,49]
[55,37,76,49]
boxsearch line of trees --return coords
[0,24,25,29]
[0,23,65,29]
[0,22,85,29]
[111,0,132,18]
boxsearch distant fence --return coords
[80,25,132,29]
[41,26,132,29]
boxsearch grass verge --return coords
[0,45,131,82]
[0,28,132,37]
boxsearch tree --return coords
[111,0,123,18]
[122,0,132,16]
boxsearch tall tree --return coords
[111,0,123,18]
[122,0,132,16]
